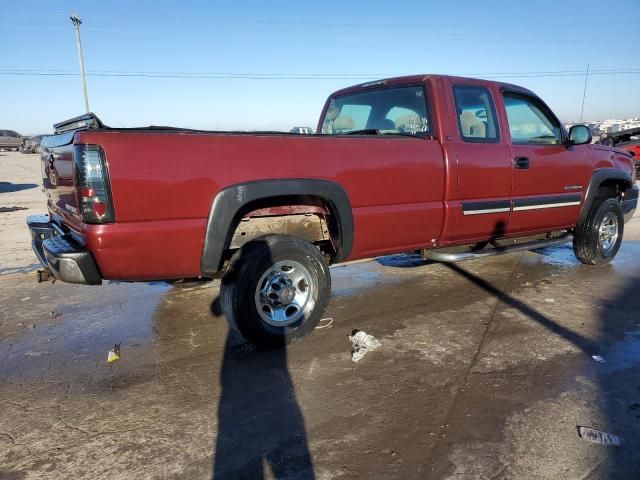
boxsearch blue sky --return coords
[2,0,639,134]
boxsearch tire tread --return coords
[573,197,623,265]
[220,235,330,348]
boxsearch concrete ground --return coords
[1,151,639,479]
[0,152,46,274]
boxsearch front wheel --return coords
[573,197,624,265]
[220,235,331,348]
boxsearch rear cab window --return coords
[321,85,430,136]
[502,93,562,145]
[453,85,500,142]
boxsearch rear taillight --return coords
[73,145,114,224]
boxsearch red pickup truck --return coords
[28,75,638,347]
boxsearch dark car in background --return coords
[20,135,45,154]
[0,130,23,151]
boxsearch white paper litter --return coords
[577,426,622,446]
[592,355,606,364]
[316,318,334,329]
[349,330,381,362]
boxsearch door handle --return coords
[514,157,530,169]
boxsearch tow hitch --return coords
[36,269,55,283]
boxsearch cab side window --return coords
[502,93,561,145]
[453,85,499,142]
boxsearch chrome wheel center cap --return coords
[277,285,296,305]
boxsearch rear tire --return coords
[573,197,623,265]
[220,235,331,348]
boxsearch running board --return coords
[422,235,573,263]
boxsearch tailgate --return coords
[41,131,83,233]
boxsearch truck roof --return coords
[50,75,538,137]
[328,74,537,99]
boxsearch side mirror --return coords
[568,125,592,145]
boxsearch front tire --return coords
[220,235,331,348]
[573,197,624,265]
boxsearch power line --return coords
[5,12,635,30]
[5,67,639,76]
[0,68,639,81]
[2,24,625,44]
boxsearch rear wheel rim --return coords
[254,260,316,326]
[598,211,619,254]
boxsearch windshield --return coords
[321,85,430,136]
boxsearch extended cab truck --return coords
[28,75,638,347]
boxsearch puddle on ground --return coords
[532,244,582,268]
[376,253,430,268]
[0,263,40,276]
[3,238,637,387]
[330,261,385,297]
[601,330,640,372]
[0,282,173,384]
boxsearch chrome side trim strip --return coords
[512,201,581,211]
[461,194,582,216]
[463,208,511,216]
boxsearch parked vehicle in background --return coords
[599,126,640,147]
[620,142,640,157]
[290,127,315,134]
[20,135,45,154]
[619,142,640,179]
[0,130,23,151]
[27,74,638,348]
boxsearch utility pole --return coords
[579,63,589,123]
[70,14,90,113]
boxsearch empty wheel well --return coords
[596,180,628,200]
[225,195,340,261]
[200,179,354,276]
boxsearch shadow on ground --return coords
[210,238,315,479]
[443,262,598,356]
[211,331,315,479]
[596,273,640,476]
[438,259,640,476]
[0,182,38,193]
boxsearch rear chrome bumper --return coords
[622,185,638,223]
[26,215,101,285]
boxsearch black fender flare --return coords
[577,168,633,224]
[200,178,354,276]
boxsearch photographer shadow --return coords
[210,239,315,479]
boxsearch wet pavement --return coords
[1,214,640,479]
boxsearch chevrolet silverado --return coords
[28,75,638,347]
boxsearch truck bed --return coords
[42,116,446,280]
